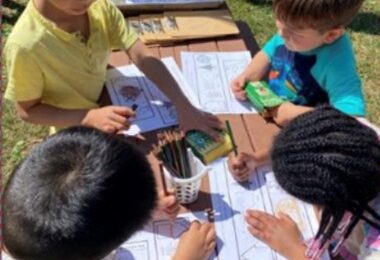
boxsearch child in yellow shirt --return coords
[4,0,222,136]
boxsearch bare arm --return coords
[127,40,193,113]
[243,51,271,81]
[231,51,271,100]
[269,102,314,126]
[126,40,223,137]
[15,99,135,133]
[235,52,312,126]
[16,99,87,127]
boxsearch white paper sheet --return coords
[115,211,217,260]
[208,159,322,260]
[181,51,256,114]
[106,57,197,135]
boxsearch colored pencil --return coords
[225,120,238,156]
[159,162,169,196]
[153,130,193,179]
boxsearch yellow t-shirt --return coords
[4,0,138,110]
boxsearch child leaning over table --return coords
[244,106,380,260]
[229,0,367,182]
[3,126,216,260]
[4,0,222,137]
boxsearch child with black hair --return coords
[244,106,380,259]
[3,126,216,260]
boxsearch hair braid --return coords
[271,105,380,250]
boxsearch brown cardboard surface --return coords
[126,9,239,44]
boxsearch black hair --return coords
[3,126,157,260]
[271,106,380,248]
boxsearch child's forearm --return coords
[127,40,193,112]
[284,244,308,260]
[269,102,314,126]
[135,56,193,112]
[16,102,88,127]
[241,51,271,81]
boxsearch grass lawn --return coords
[2,0,380,184]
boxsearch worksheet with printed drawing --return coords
[115,211,217,260]
[181,51,256,114]
[208,159,323,260]
[106,57,198,135]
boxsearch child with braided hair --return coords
[244,106,380,259]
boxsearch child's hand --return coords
[245,210,306,260]
[228,152,256,182]
[177,106,224,140]
[228,149,270,182]
[82,106,135,133]
[158,190,180,219]
[173,221,216,260]
[230,74,248,101]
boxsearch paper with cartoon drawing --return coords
[181,51,257,114]
[106,57,197,135]
[115,211,217,260]
[208,159,325,260]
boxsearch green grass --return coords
[2,0,48,184]
[2,0,379,184]
[2,100,48,182]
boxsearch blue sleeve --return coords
[324,50,366,116]
[262,34,284,62]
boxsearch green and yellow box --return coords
[185,130,233,164]
[245,81,284,115]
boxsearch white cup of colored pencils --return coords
[153,131,210,204]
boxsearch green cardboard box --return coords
[245,81,284,115]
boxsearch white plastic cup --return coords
[163,149,210,204]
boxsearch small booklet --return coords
[185,130,233,164]
[245,81,284,115]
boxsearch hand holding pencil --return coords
[158,162,180,219]
[228,149,271,182]
[225,119,251,182]
[228,152,253,182]
[158,189,180,219]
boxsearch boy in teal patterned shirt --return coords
[229,0,366,182]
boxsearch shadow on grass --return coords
[349,12,380,35]
[236,20,261,55]
[3,0,26,25]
